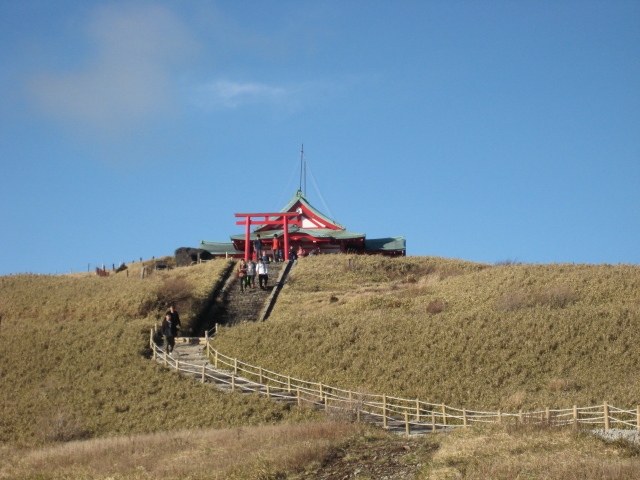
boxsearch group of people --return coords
[237,258,269,291]
[254,234,285,263]
[254,233,323,262]
[161,304,181,355]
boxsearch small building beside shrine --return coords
[195,190,405,260]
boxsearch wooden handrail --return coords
[149,338,640,433]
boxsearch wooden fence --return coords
[149,332,640,435]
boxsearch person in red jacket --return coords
[272,234,281,262]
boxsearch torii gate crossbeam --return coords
[235,212,301,261]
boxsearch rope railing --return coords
[149,330,640,435]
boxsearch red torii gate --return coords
[235,212,301,262]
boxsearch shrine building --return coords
[198,190,405,259]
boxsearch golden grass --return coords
[213,255,640,411]
[0,421,360,479]
[0,258,221,328]
[417,424,640,479]
[3,420,637,480]
[2,252,640,479]
[0,260,315,446]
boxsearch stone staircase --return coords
[215,261,287,327]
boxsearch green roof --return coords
[198,241,243,255]
[364,236,406,252]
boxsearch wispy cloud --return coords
[28,4,196,137]
[189,76,353,113]
[192,79,296,110]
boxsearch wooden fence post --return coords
[164,350,167,367]
[175,359,179,372]
[231,375,235,392]
[214,350,218,369]
[149,328,153,348]
[234,358,238,376]
[441,404,447,426]
[259,367,263,384]
[604,401,610,431]
[201,364,206,384]
[519,409,523,424]
[405,412,410,436]
[573,405,578,428]
[319,383,324,404]
[545,407,550,425]
[497,409,502,424]
[431,411,436,431]
[287,376,291,393]
[266,385,271,398]
[206,339,210,359]
[382,394,387,428]
[416,399,421,422]
[296,388,301,407]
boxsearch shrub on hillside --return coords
[495,289,529,311]
[38,408,89,443]
[547,378,580,393]
[139,276,194,317]
[532,284,577,309]
[495,259,521,266]
[426,300,446,314]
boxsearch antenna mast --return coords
[299,144,306,195]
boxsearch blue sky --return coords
[1,1,638,275]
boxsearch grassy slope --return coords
[0,260,313,446]
[213,255,640,410]
[2,255,640,478]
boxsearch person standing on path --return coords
[272,234,281,262]
[246,259,256,289]
[162,313,175,355]
[166,304,181,338]
[254,234,263,262]
[256,258,269,289]
[237,259,248,292]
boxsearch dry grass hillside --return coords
[0,260,315,446]
[213,255,640,411]
[1,254,640,478]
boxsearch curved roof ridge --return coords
[280,190,346,230]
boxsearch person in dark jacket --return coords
[165,304,181,337]
[254,234,263,261]
[162,313,175,355]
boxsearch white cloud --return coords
[195,80,291,109]
[28,4,196,136]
